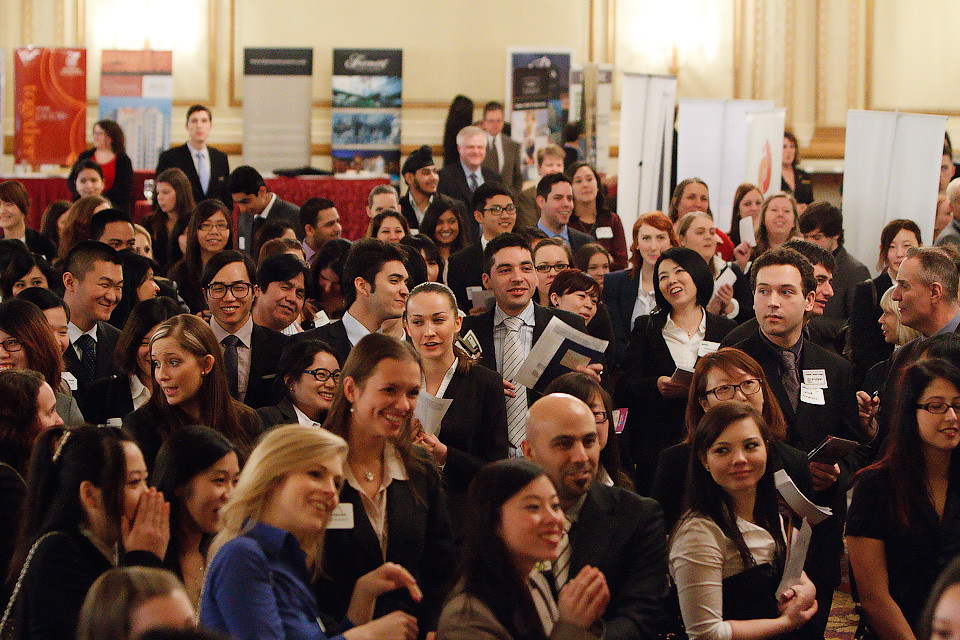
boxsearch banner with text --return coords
[14,47,87,168]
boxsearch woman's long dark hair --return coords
[420,196,467,255]
[460,459,551,640]
[95,120,127,155]
[652,246,714,312]
[182,200,234,279]
[0,297,63,389]
[442,96,475,167]
[866,358,960,530]
[0,369,45,475]
[567,161,609,223]
[728,183,761,245]
[109,251,158,329]
[684,401,786,574]
[113,297,182,376]
[152,425,236,578]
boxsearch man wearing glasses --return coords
[535,173,593,254]
[201,250,288,409]
[447,182,517,313]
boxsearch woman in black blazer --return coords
[319,333,456,638]
[256,338,341,429]
[613,247,736,493]
[68,120,134,213]
[848,219,922,384]
[782,130,814,206]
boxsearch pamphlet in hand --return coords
[515,316,608,394]
[713,265,738,297]
[774,469,832,597]
[807,436,860,465]
[414,391,453,437]
[739,217,756,246]
[670,366,695,388]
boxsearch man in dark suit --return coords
[298,238,409,365]
[201,250,287,409]
[61,241,124,395]
[480,101,524,196]
[437,125,502,245]
[523,393,667,640]
[536,173,593,254]
[229,165,301,256]
[446,183,517,312]
[515,143,566,233]
[155,104,230,207]
[398,145,438,231]
[460,233,598,453]
[731,246,863,640]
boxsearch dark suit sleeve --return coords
[104,153,134,213]
[418,473,457,634]
[834,358,870,486]
[442,365,509,491]
[615,315,662,409]
[848,280,888,383]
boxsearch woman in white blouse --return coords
[670,401,817,640]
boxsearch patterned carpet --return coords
[825,554,858,640]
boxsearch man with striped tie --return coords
[522,393,668,640]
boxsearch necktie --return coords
[490,138,502,172]
[501,316,528,455]
[221,335,240,399]
[781,349,800,410]
[197,152,209,194]
[553,517,573,590]
[74,334,97,385]
[468,172,479,193]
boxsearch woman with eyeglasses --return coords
[166,200,234,314]
[533,238,575,305]
[847,358,960,640]
[256,339,342,429]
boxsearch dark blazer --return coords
[399,193,422,231]
[24,228,57,265]
[237,197,302,255]
[243,323,290,409]
[807,245,871,355]
[482,135,524,195]
[603,268,641,367]
[847,271,895,383]
[0,462,25,580]
[460,303,588,406]
[556,226,595,254]
[318,462,455,636]
[155,143,231,207]
[568,483,668,640]
[64,321,122,394]
[446,243,484,312]
[515,185,539,232]
[613,309,736,493]
[297,319,352,366]
[71,148,134,213]
[77,374,134,425]
[782,167,813,205]
[437,163,502,245]
[255,396,301,430]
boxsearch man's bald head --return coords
[522,393,599,507]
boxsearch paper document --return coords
[414,392,453,436]
[774,469,833,597]
[515,316,608,393]
[466,286,495,311]
[775,470,832,524]
[776,519,813,597]
[714,266,738,295]
[739,217,756,246]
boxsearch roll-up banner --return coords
[14,47,87,169]
[331,48,402,177]
[243,47,313,171]
[100,49,173,171]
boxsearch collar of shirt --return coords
[494,300,536,328]
[460,160,481,183]
[409,192,433,220]
[935,307,960,337]
[244,521,310,574]
[129,374,149,404]
[257,193,278,221]
[302,240,316,264]
[341,309,371,346]
[191,145,208,163]
[292,403,321,428]
[68,322,97,345]
[281,321,302,336]
[422,357,459,401]
[210,315,254,348]
[343,440,409,492]
[760,329,803,362]
[536,219,570,243]
[564,491,588,524]
[663,307,706,339]
[480,234,490,250]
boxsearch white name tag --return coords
[698,340,721,357]
[327,503,354,529]
[802,369,828,389]
[596,226,614,239]
[62,372,78,391]
[238,236,246,250]
[800,384,825,405]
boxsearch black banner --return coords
[243,48,313,76]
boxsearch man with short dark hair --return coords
[229,165,301,255]
[523,393,667,640]
[299,197,341,264]
[155,104,230,206]
[253,253,309,335]
[516,144,565,233]
[201,250,287,409]
[480,101,523,196]
[61,241,124,393]
[88,209,136,252]
[366,184,399,218]
[536,173,593,253]
[398,145,438,231]
[446,183,517,312]
[437,125,503,243]
[298,238,408,364]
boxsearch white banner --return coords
[745,109,786,199]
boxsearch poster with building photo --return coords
[331,48,402,177]
[507,49,572,181]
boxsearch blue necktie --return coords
[197,152,210,194]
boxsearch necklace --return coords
[364,471,374,481]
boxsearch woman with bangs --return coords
[166,200,234,314]
[750,193,801,262]
[547,268,614,345]
[144,168,196,274]
[567,161,628,270]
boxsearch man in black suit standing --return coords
[398,145,438,231]
[155,104,230,207]
[61,241,124,396]
[480,101,524,196]
[201,250,287,409]
[437,125,502,245]
[298,238,409,365]
[446,183,517,313]
[461,233,599,454]
[522,393,667,640]
[228,165,302,256]
[536,173,593,254]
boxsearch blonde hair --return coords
[208,424,348,574]
[77,567,187,640]
[879,285,921,346]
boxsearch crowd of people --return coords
[1,100,960,640]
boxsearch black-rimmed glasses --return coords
[302,367,341,383]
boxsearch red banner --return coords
[14,47,87,168]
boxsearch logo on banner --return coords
[344,53,390,73]
[17,49,41,64]
[758,140,772,192]
[62,50,84,76]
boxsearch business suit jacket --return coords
[77,374,134,425]
[64,321,122,395]
[603,268,641,367]
[296,319,352,366]
[318,461,455,636]
[399,192,422,231]
[847,271,895,383]
[482,135,524,195]
[460,303,587,406]
[24,228,57,264]
[437,163,502,245]
[807,245,871,354]
[515,185,539,232]
[72,148,134,213]
[243,323,290,410]
[255,396,301,430]
[237,197,302,255]
[568,483,668,640]
[613,309,736,492]
[446,243,485,312]
[556,226,595,255]
[155,143,230,207]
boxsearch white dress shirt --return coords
[129,374,150,411]
[343,442,408,558]
[493,301,535,375]
[662,308,706,372]
[341,309,371,347]
[292,404,321,427]
[210,316,254,402]
[67,322,98,360]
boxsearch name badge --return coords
[802,369,828,389]
[596,226,614,239]
[327,503,354,529]
[62,372,78,391]
[238,236,246,250]
[800,384,825,405]
[698,340,720,357]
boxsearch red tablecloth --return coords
[9,171,155,229]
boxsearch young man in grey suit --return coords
[480,101,524,196]
[229,165,302,256]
